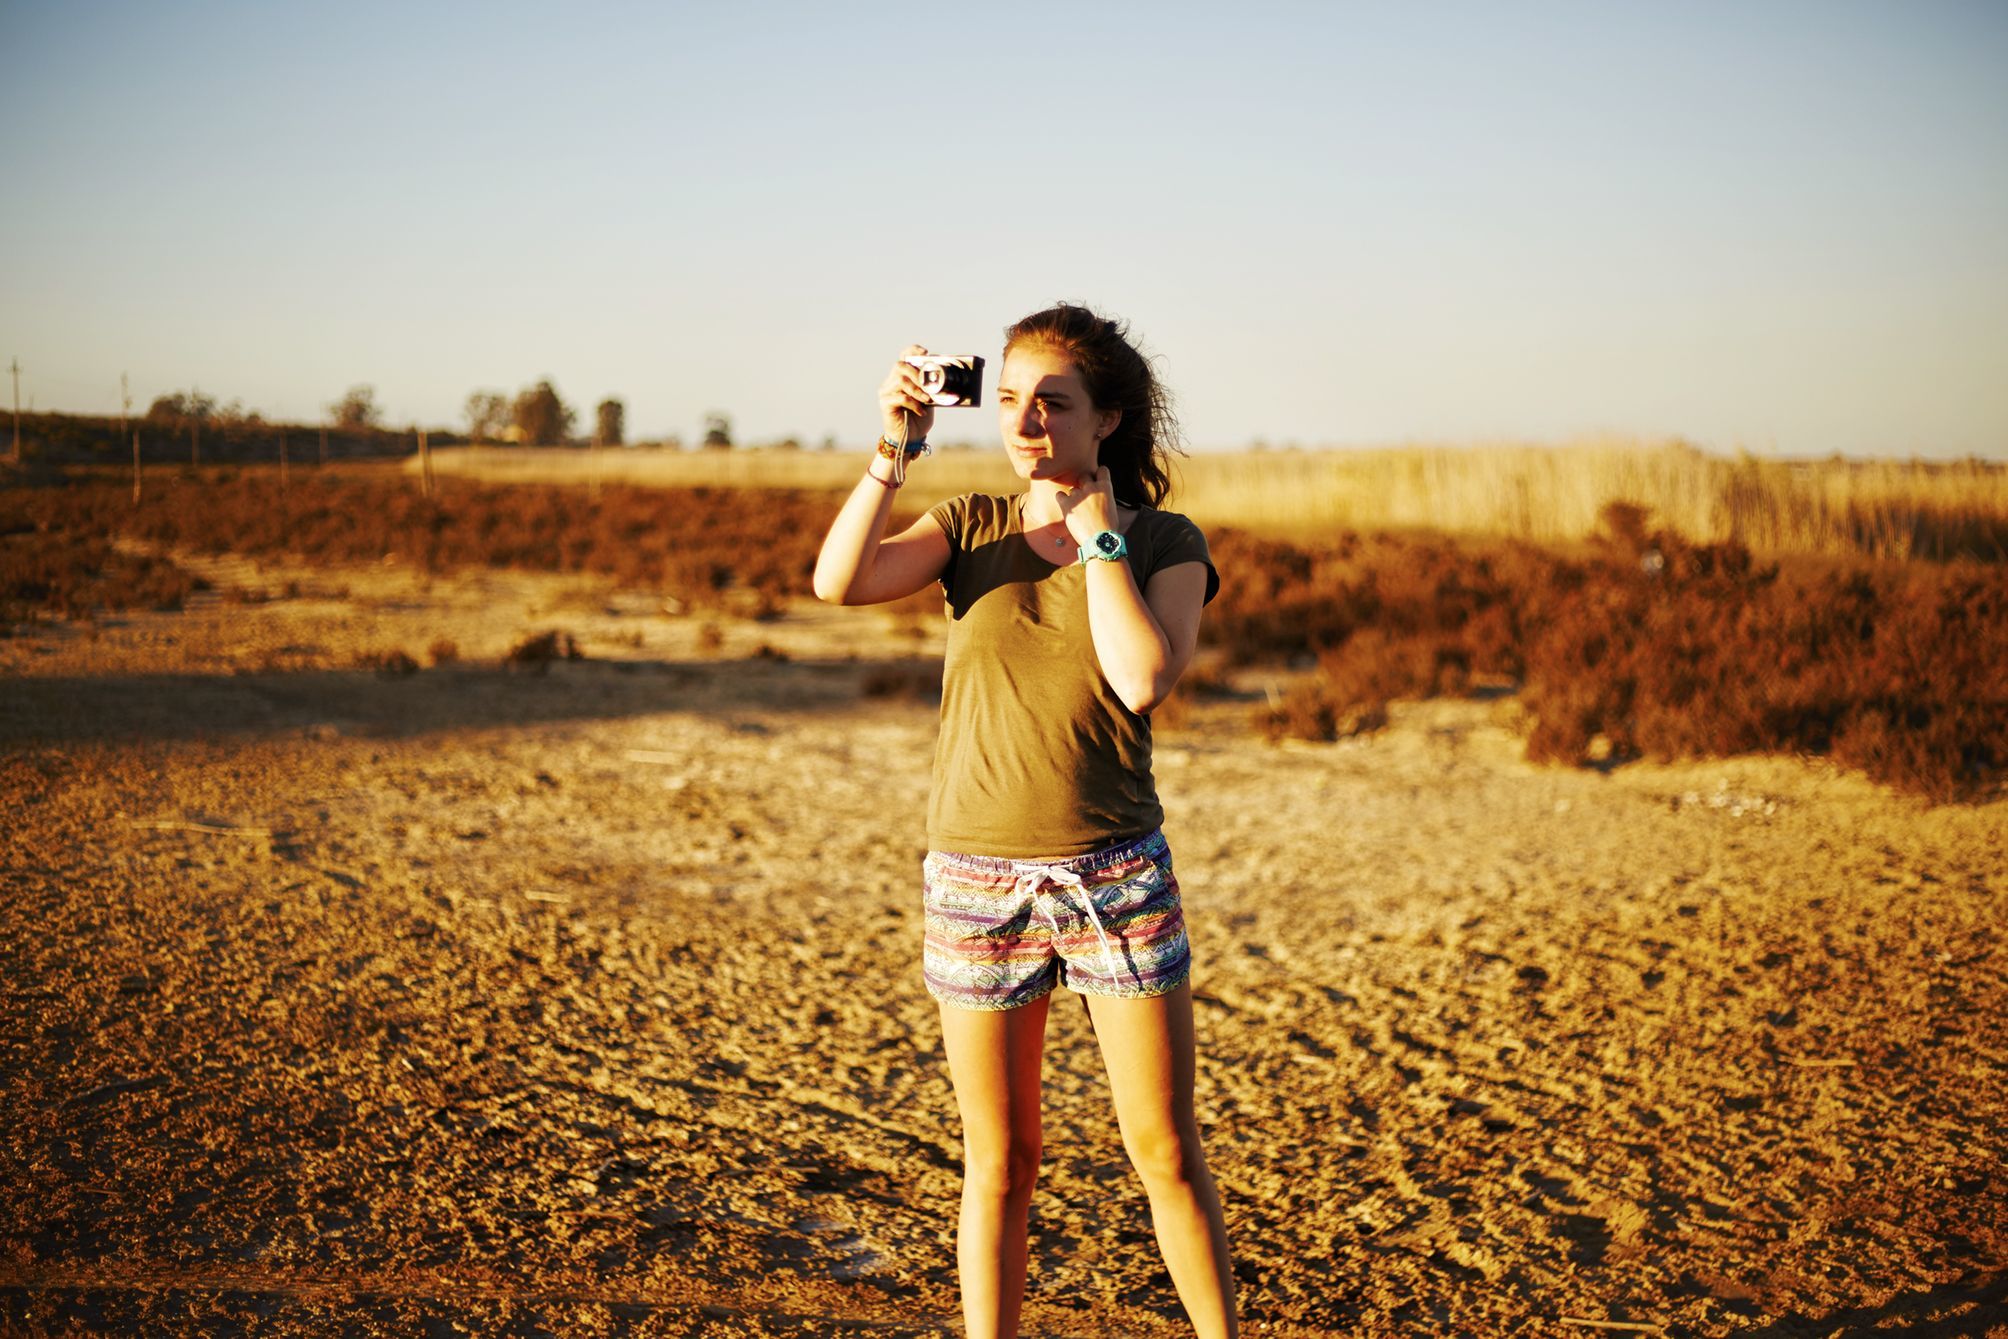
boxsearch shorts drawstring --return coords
[1013,862,1125,986]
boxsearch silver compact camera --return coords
[904,353,985,407]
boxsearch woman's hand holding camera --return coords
[879,344,937,445]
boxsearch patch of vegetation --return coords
[6,471,2002,799]
[504,629,584,672]
[1214,505,2006,800]
[0,517,205,625]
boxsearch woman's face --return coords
[996,342,1121,487]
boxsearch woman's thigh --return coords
[1082,982,1201,1160]
[939,995,1052,1158]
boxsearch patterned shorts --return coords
[922,829,1192,1012]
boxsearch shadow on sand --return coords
[0,655,945,748]
[1737,1270,2007,1337]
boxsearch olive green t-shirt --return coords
[923,492,1219,859]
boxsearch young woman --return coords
[813,303,1238,1339]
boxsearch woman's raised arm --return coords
[812,346,952,605]
[813,489,950,605]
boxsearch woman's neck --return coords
[1021,480,1136,533]
[1020,478,1073,528]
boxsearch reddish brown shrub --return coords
[1220,509,2005,798]
[356,648,420,677]
[504,630,583,671]
[3,470,871,615]
[0,527,203,624]
[6,470,2002,798]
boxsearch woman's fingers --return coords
[880,368,926,407]
[881,373,931,411]
[881,352,931,399]
[879,345,937,437]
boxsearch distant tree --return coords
[701,411,733,449]
[214,399,264,442]
[328,385,382,431]
[464,390,508,443]
[774,436,802,451]
[595,397,625,447]
[511,379,575,445]
[146,390,217,423]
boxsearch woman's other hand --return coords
[1058,466,1120,545]
[878,344,937,444]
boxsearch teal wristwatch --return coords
[1077,529,1128,565]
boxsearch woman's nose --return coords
[1014,404,1045,438]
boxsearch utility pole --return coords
[125,374,140,505]
[280,427,294,543]
[9,358,19,465]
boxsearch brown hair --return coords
[1004,302,1182,508]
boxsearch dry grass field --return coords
[427,440,2008,561]
[3,452,2005,1335]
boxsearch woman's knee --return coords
[963,1132,1043,1199]
[1124,1121,1207,1192]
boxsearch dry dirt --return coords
[2,551,2003,1338]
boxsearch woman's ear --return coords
[1097,407,1122,442]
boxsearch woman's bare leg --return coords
[938,993,1052,1339]
[1083,981,1239,1339]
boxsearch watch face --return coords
[1096,531,1124,556]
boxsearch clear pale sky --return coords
[6,1,2005,458]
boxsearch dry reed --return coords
[423,440,2008,562]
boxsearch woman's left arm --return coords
[1083,556,1209,715]
[1063,466,1208,715]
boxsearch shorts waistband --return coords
[927,828,1167,876]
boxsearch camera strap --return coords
[885,414,929,488]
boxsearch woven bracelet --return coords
[877,435,928,461]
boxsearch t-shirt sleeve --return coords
[1147,512,1220,605]
[925,493,971,595]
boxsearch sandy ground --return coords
[2,550,2004,1337]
